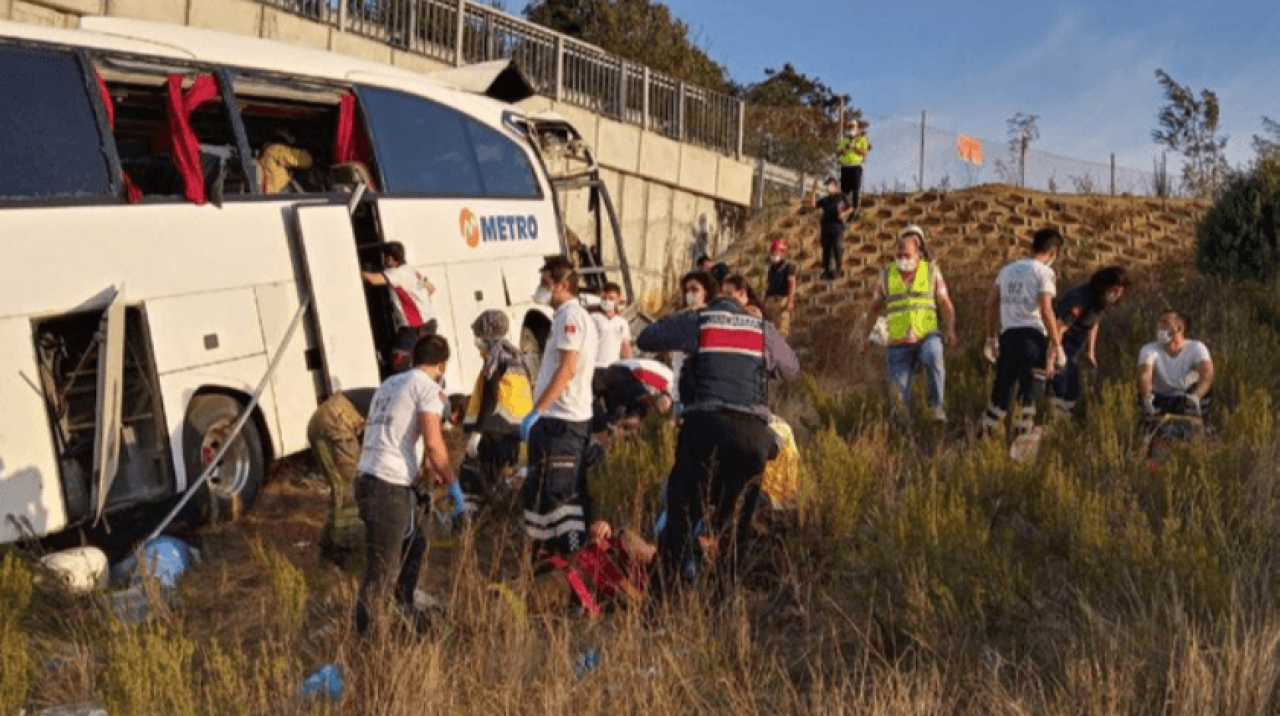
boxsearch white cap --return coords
[899,224,925,241]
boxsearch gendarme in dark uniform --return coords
[637,293,799,590]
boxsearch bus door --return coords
[91,287,126,525]
[293,205,381,395]
[444,261,510,390]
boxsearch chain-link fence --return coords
[753,113,1168,203]
[861,113,1164,196]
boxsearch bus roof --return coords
[0,16,525,127]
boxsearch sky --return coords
[517,0,1279,176]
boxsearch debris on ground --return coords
[297,663,344,701]
[38,546,108,595]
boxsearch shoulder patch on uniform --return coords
[565,324,577,335]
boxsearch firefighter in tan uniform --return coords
[306,388,376,564]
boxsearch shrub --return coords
[0,552,32,713]
[1196,157,1280,282]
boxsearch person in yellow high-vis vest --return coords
[862,225,957,422]
[836,120,871,209]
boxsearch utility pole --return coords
[918,110,926,191]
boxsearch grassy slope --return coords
[4,193,1280,714]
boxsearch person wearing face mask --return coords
[863,225,956,423]
[1138,310,1214,419]
[457,310,532,523]
[836,119,871,209]
[521,256,606,561]
[1048,266,1131,415]
[353,334,454,636]
[670,271,718,411]
[763,238,798,337]
[981,228,1064,438]
[810,177,854,281]
[591,282,634,392]
[637,270,799,595]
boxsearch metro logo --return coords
[480,215,539,243]
[460,208,481,248]
[460,209,539,247]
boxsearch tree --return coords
[1006,113,1039,187]
[1152,69,1230,198]
[740,63,852,174]
[524,0,729,91]
[1254,116,1280,164]
[1196,154,1280,282]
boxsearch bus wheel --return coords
[182,394,266,524]
[521,325,547,379]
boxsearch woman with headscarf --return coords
[457,310,534,521]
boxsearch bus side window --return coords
[0,46,113,202]
[95,61,248,203]
[230,78,383,196]
[464,118,542,199]
[357,86,483,197]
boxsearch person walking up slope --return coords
[863,225,957,423]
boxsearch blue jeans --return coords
[886,333,945,412]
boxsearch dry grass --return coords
[4,274,1280,715]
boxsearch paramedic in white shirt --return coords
[353,334,453,635]
[362,241,437,372]
[519,256,606,559]
[981,228,1063,437]
[1138,310,1215,418]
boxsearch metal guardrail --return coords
[257,0,746,157]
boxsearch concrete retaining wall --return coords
[1,0,755,303]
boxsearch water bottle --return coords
[298,663,344,701]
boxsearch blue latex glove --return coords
[447,481,466,519]
[519,410,542,441]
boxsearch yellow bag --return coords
[760,415,799,507]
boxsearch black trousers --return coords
[390,320,438,373]
[657,410,774,590]
[458,433,520,514]
[1151,390,1213,417]
[984,327,1048,435]
[820,224,844,277]
[522,417,592,557]
[354,473,426,635]
[841,164,863,208]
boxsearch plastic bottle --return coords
[298,663,344,701]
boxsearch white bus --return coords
[0,17,632,544]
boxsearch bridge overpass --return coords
[3,0,756,298]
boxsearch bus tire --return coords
[521,324,548,379]
[182,394,266,524]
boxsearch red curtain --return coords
[165,74,220,205]
[94,71,142,204]
[333,92,357,165]
[332,93,377,190]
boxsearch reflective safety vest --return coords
[838,134,868,166]
[686,297,768,414]
[885,261,939,343]
[464,366,533,435]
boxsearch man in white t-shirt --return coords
[591,281,633,392]
[519,256,604,559]
[981,228,1063,437]
[1138,310,1215,418]
[362,241,437,372]
[353,334,454,636]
